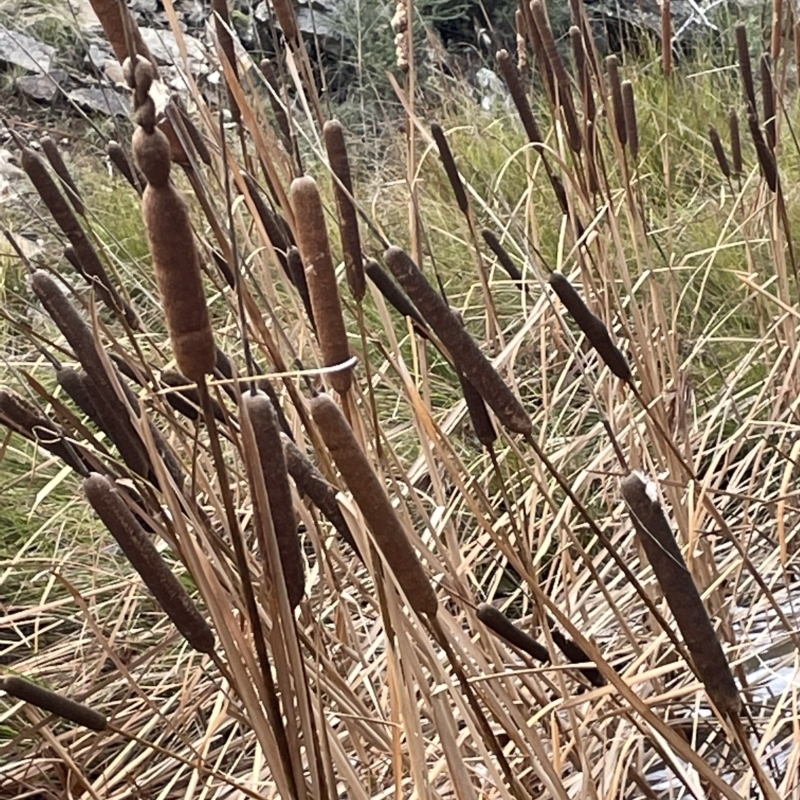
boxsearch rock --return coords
[88,42,112,70]
[139,26,207,72]
[0,24,57,73]
[67,86,129,117]
[15,70,67,103]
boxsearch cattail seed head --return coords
[242,391,305,609]
[84,473,215,653]
[87,0,158,68]
[385,246,531,434]
[708,126,731,179]
[430,122,469,215]
[547,620,606,686]
[364,258,428,334]
[606,56,627,148]
[290,176,352,394]
[747,113,778,192]
[482,229,526,291]
[324,120,365,301]
[735,23,757,115]
[530,0,571,90]
[272,0,299,42]
[661,0,672,76]
[2,676,107,731]
[496,49,543,146]
[287,246,316,331]
[621,472,740,715]
[760,54,776,150]
[107,140,145,193]
[728,110,742,176]
[310,393,437,615]
[548,272,631,381]
[621,80,639,160]
[40,137,83,215]
[476,604,549,663]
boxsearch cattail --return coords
[569,26,584,78]
[547,621,605,687]
[2,676,107,731]
[107,140,145,193]
[87,0,157,68]
[385,246,531,435]
[170,94,212,166]
[287,246,317,331]
[431,122,469,214]
[310,393,437,615]
[496,49,544,146]
[40,137,83,215]
[259,60,293,155]
[273,0,299,42]
[795,22,800,84]
[242,392,305,609]
[243,173,292,278]
[481,229,526,292]
[515,9,528,70]
[84,473,215,653]
[606,56,627,148]
[324,120,365,302]
[211,0,240,123]
[459,371,497,447]
[476,604,549,663]
[747,113,778,192]
[30,271,150,478]
[21,147,136,327]
[621,80,639,160]
[0,389,87,473]
[257,378,293,440]
[131,90,216,383]
[364,258,428,334]
[661,0,672,76]
[735,24,757,115]
[548,272,631,381]
[760,54,776,150]
[708,126,731,179]
[290,176,352,394]
[530,0,571,90]
[280,432,360,556]
[729,110,742,176]
[621,472,740,715]
[160,369,225,422]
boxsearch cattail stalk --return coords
[708,126,731,179]
[324,120,365,301]
[84,473,215,653]
[621,472,740,715]
[40,137,83,215]
[548,272,631,381]
[273,0,299,42]
[290,177,352,394]
[131,75,216,383]
[281,432,360,556]
[242,392,305,609]
[476,604,549,663]
[385,246,531,435]
[2,676,107,731]
[310,393,437,615]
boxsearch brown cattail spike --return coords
[496,49,543,146]
[211,0,240,123]
[547,621,606,687]
[365,258,428,333]
[430,122,469,215]
[242,391,305,609]
[735,24,757,115]
[549,272,631,381]
[459,370,497,447]
[661,0,672,76]
[747,113,778,192]
[87,0,157,67]
[290,176,352,394]
[310,393,437,615]
[132,123,216,382]
[40,137,83,215]
[476,604,549,663]
[324,120,365,302]
[385,246,531,434]
[84,473,215,653]
[287,246,316,330]
[729,110,742,176]
[760,54,776,150]
[621,472,741,715]
[2,676,107,731]
[481,230,526,292]
[621,80,639,160]
[606,56,627,148]
[708,126,731,179]
[107,140,145,193]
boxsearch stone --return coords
[0,24,57,73]
[15,70,67,103]
[139,26,207,71]
[67,86,130,117]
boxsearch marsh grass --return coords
[1,0,799,797]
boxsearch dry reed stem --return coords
[747,113,778,192]
[242,391,305,609]
[132,100,216,382]
[280,432,360,556]
[310,392,438,615]
[606,55,627,148]
[2,676,107,731]
[476,603,549,662]
[107,140,145,193]
[621,472,740,715]
[88,0,157,68]
[621,80,638,160]
[431,122,469,214]
[290,177,352,394]
[364,258,428,333]
[324,120,365,301]
[735,23,757,115]
[21,147,136,327]
[84,473,216,654]
[548,272,631,381]
[760,54,776,150]
[728,110,742,176]
[385,246,531,434]
[30,271,150,477]
[40,137,83,215]
[708,126,731,179]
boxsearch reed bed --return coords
[1,1,799,798]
